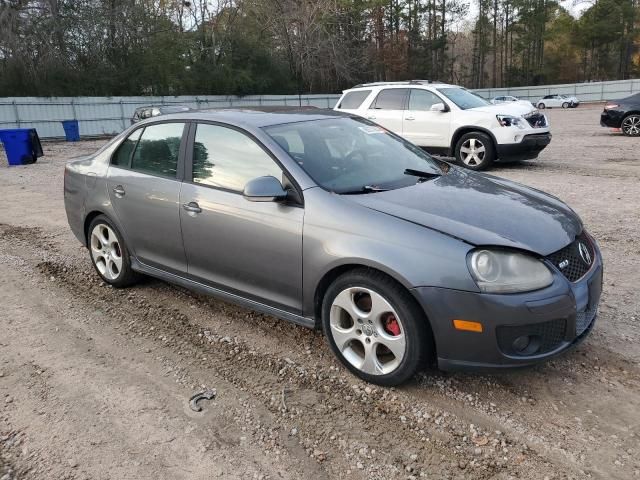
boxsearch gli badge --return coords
[578,242,592,265]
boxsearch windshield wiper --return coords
[340,185,389,194]
[404,168,441,182]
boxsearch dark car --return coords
[131,105,192,124]
[64,108,603,386]
[600,93,640,136]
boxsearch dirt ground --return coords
[0,105,639,480]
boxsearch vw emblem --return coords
[578,242,592,265]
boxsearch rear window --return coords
[337,90,371,109]
[130,123,184,178]
[371,89,408,110]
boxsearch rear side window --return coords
[337,90,371,109]
[112,128,142,166]
[371,89,408,110]
[131,123,184,178]
[407,89,442,111]
[192,124,282,192]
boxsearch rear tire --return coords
[454,131,495,171]
[538,103,546,109]
[322,269,432,386]
[87,215,139,288]
[621,114,640,137]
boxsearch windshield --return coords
[263,117,442,194]
[437,88,490,110]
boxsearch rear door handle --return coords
[366,115,376,120]
[405,116,415,121]
[182,202,202,214]
[112,185,125,197]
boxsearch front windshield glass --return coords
[437,88,490,110]
[263,117,443,194]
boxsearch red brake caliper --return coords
[384,314,401,336]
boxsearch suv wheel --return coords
[322,269,431,386]
[621,114,640,137]
[454,132,495,170]
[88,215,139,287]
[538,103,546,109]
[562,102,569,109]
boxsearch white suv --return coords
[334,81,551,170]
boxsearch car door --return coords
[107,122,188,274]
[402,89,451,148]
[179,122,304,313]
[365,88,407,135]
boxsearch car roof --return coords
[344,81,458,92]
[139,107,348,128]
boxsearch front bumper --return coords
[496,132,552,162]
[412,244,603,371]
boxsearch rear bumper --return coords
[600,110,625,128]
[411,243,603,371]
[496,133,552,161]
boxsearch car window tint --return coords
[130,123,184,178]
[192,124,282,192]
[408,89,441,110]
[371,89,407,110]
[112,128,142,167]
[337,90,371,109]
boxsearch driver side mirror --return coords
[243,176,288,202]
[430,102,448,112]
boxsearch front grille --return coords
[576,307,597,336]
[497,319,567,356]
[546,232,595,282]
[524,111,547,128]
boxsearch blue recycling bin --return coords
[62,120,80,141]
[0,128,43,166]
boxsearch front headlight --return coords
[467,249,553,293]
[496,114,526,129]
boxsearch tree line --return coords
[0,0,638,96]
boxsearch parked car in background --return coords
[536,94,580,109]
[64,108,602,386]
[335,80,551,170]
[600,93,640,137]
[131,105,192,124]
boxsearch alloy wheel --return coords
[459,137,486,167]
[622,115,640,136]
[90,224,123,280]
[329,287,406,376]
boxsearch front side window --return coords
[337,90,371,109]
[371,89,408,110]
[192,124,282,192]
[264,117,442,194]
[407,89,442,111]
[112,128,142,166]
[130,123,184,178]
[437,88,489,110]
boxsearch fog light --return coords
[512,335,530,352]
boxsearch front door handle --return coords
[366,115,376,120]
[113,185,125,197]
[405,116,415,121]
[182,202,202,214]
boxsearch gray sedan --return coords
[64,109,603,385]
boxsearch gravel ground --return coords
[0,105,639,480]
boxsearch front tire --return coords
[322,269,432,386]
[454,132,495,170]
[88,215,139,288]
[621,114,640,137]
[538,103,546,109]
[562,102,569,109]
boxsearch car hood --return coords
[348,169,582,256]
[467,102,536,116]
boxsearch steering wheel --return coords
[346,149,367,164]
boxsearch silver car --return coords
[64,109,603,385]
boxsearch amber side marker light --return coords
[453,319,483,333]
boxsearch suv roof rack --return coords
[352,79,437,88]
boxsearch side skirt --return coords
[131,259,316,329]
